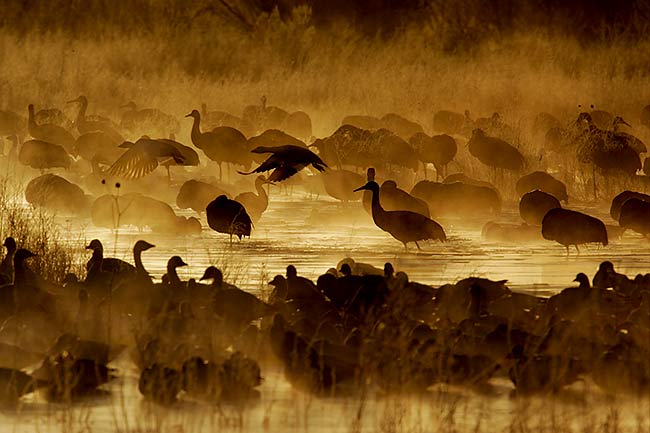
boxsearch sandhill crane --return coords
[409,132,457,179]
[19,139,72,171]
[120,101,180,136]
[186,109,252,181]
[200,103,254,137]
[432,110,464,135]
[354,180,446,251]
[239,145,327,182]
[242,96,289,133]
[619,198,650,237]
[532,112,561,136]
[610,116,646,154]
[176,180,230,214]
[24,174,90,216]
[67,96,123,144]
[206,195,252,242]
[519,190,561,226]
[516,172,568,202]
[380,113,424,140]
[541,208,608,253]
[610,191,650,221]
[282,111,312,142]
[321,169,364,202]
[107,138,186,180]
[73,132,123,163]
[233,175,270,223]
[468,128,525,174]
[410,180,501,218]
[27,104,75,153]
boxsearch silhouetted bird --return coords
[120,101,180,137]
[107,138,186,180]
[432,110,464,135]
[516,171,568,202]
[321,169,365,202]
[206,195,252,241]
[468,129,525,172]
[176,180,230,214]
[19,139,71,170]
[24,174,89,216]
[240,145,327,182]
[379,180,430,217]
[67,95,123,143]
[200,266,273,328]
[541,208,608,253]
[354,180,446,251]
[233,175,269,223]
[610,190,650,221]
[186,109,251,181]
[519,190,561,226]
[619,198,650,237]
[409,132,457,180]
[27,104,75,153]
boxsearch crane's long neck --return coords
[256,181,268,202]
[369,186,386,222]
[190,115,203,147]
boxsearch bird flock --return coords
[0,96,650,404]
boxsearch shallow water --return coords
[4,188,650,433]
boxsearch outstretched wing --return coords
[268,166,298,182]
[107,148,159,179]
[238,155,281,175]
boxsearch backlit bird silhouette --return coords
[239,145,327,182]
[107,138,186,180]
[354,181,446,251]
[206,195,252,241]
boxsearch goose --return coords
[354,180,446,251]
[200,266,274,328]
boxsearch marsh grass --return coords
[0,176,86,284]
